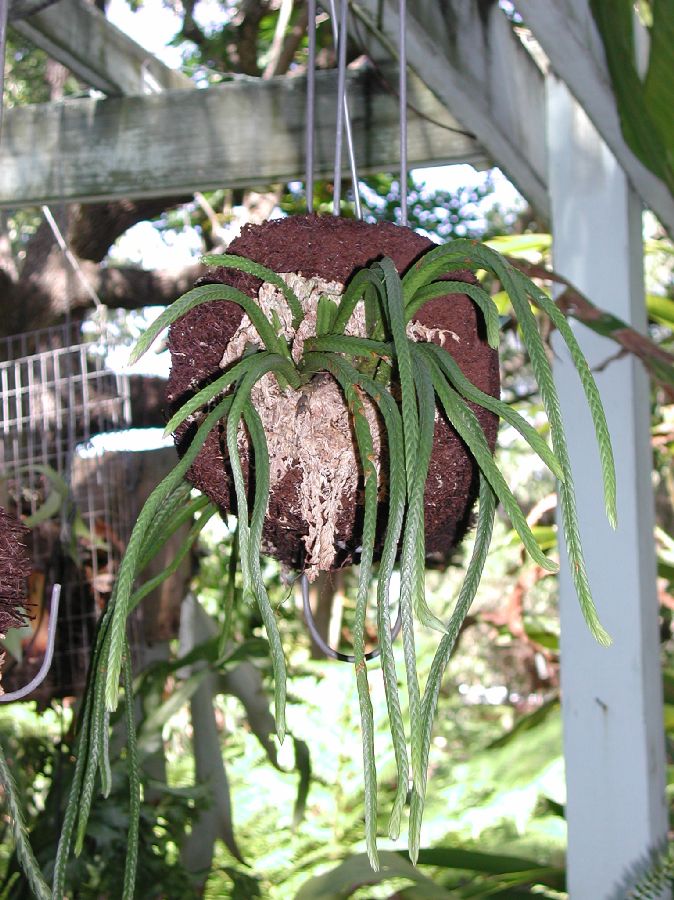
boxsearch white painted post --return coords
[546,74,668,897]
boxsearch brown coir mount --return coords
[166,215,500,573]
[0,507,31,636]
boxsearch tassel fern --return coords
[44,239,615,891]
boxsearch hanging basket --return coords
[166,214,500,576]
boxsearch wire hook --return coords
[0,584,61,702]
[301,573,402,663]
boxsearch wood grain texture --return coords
[0,64,487,207]
[12,0,192,95]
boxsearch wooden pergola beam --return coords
[11,0,192,95]
[0,64,488,208]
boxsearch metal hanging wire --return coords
[0,0,8,137]
[305,0,317,212]
[40,205,109,340]
[398,0,408,226]
[305,0,362,218]
[300,0,412,662]
[330,0,362,218]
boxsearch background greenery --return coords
[1,1,674,897]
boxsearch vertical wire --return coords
[305,0,317,213]
[328,0,362,218]
[0,0,8,138]
[399,0,408,227]
[332,0,348,215]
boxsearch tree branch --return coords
[507,255,674,401]
[68,197,191,263]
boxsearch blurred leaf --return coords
[291,737,311,830]
[139,670,209,744]
[591,0,674,196]
[494,526,557,554]
[294,851,453,899]
[490,291,511,315]
[663,669,674,704]
[223,866,263,898]
[415,847,565,888]
[485,234,552,256]
[487,699,559,751]
[523,629,559,651]
[1,628,25,662]
[647,293,674,328]
[23,488,62,527]
[645,237,674,255]
[664,703,674,734]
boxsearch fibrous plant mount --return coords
[43,213,615,888]
[167,216,500,575]
[0,507,31,688]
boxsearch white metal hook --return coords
[0,584,61,702]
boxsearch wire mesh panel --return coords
[0,321,136,700]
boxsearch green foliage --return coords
[359,174,498,240]
[0,706,203,899]
[295,848,565,898]
[591,0,674,198]
[43,236,611,890]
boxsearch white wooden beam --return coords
[11,0,192,95]
[548,75,667,897]
[0,65,488,207]
[515,0,674,235]
[348,0,550,218]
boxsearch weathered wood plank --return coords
[0,64,488,208]
[11,0,192,96]
[348,0,550,218]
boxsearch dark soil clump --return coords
[0,507,32,634]
[167,215,500,571]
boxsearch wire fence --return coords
[0,321,142,700]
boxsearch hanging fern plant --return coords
[44,213,615,892]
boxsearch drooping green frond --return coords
[0,742,51,900]
[242,400,287,743]
[404,279,501,350]
[202,253,304,329]
[122,642,140,900]
[130,504,217,609]
[52,609,113,897]
[496,267,612,646]
[375,258,423,791]
[164,351,299,436]
[137,492,211,573]
[226,363,294,742]
[419,342,564,482]
[320,356,381,871]
[512,269,617,528]
[128,283,292,366]
[306,351,409,841]
[407,353,445,633]
[105,394,235,712]
[404,241,612,644]
[74,674,105,856]
[424,350,557,573]
[409,475,497,863]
